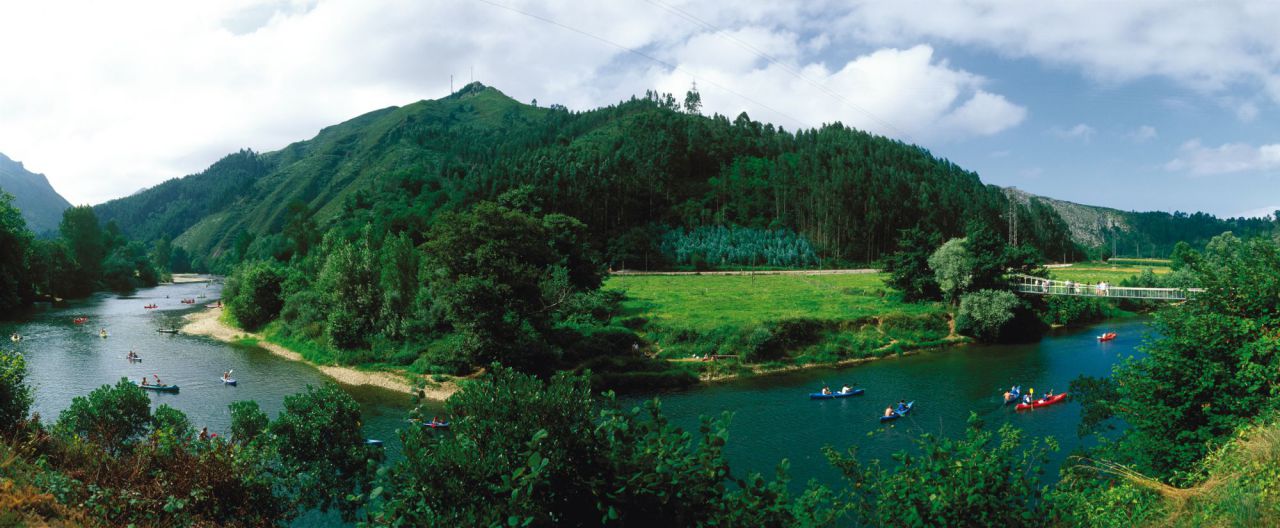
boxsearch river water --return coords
[3,280,1151,513]
[623,316,1152,490]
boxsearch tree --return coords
[56,378,152,452]
[825,412,1057,527]
[0,347,33,433]
[269,383,380,521]
[1168,240,1197,271]
[226,260,287,330]
[0,190,34,313]
[684,83,702,114]
[317,228,381,350]
[59,205,106,295]
[955,289,1023,342]
[884,226,942,302]
[929,237,973,304]
[229,400,270,445]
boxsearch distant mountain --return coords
[0,152,71,235]
[1005,187,1276,258]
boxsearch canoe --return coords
[1015,392,1068,411]
[880,401,915,422]
[1097,333,1117,342]
[220,378,237,386]
[809,388,865,399]
[138,384,180,393]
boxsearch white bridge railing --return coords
[1010,274,1204,301]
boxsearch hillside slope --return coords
[1006,187,1276,258]
[95,82,1080,270]
[0,152,71,234]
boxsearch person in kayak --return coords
[140,377,149,386]
[896,400,907,413]
[221,370,231,381]
[821,386,832,395]
[199,427,209,441]
[153,374,163,385]
[840,385,852,394]
[884,406,895,417]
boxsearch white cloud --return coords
[0,1,1028,204]
[839,2,1280,101]
[1127,125,1158,143]
[1165,139,1280,175]
[1048,124,1096,142]
[1231,205,1279,220]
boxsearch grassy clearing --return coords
[1051,263,1170,285]
[607,273,941,332]
[606,273,956,370]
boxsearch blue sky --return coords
[1,1,1277,217]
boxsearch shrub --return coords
[0,348,33,433]
[56,378,152,452]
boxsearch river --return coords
[622,316,1152,490]
[3,280,1151,514]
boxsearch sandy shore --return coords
[171,273,214,284]
[181,307,458,400]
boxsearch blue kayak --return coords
[810,388,865,399]
[880,401,915,422]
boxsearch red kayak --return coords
[1097,332,1117,342]
[1016,392,1068,410]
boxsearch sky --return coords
[1,1,1278,218]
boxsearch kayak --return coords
[99,333,109,338]
[423,420,450,429]
[144,304,158,309]
[809,388,865,399]
[880,401,915,422]
[365,439,384,447]
[1097,332,1117,342]
[1016,392,1068,411]
[220,378,237,386]
[138,384,180,393]
[126,356,141,362]
[156,329,179,334]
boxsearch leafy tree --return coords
[884,226,942,302]
[955,289,1023,342]
[226,260,287,330]
[56,378,152,452]
[928,237,973,304]
[317,227,382,350]
[58,205,106,296]
[825,412,1057,527]
[1168,240,1197,271]
[269,383,380,521]
[0,190,34,313]
[0,347,33,433]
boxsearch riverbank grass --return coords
[606,273,956,371]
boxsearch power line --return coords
[472,0,812,129]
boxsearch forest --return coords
[0,190,162,316]
[94,83,1087,274]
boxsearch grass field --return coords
[1050,262,1170,285]
[606,273,942,332]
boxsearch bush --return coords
[0,348,33,433]
[229,400,269,445]
[561,326,643,364]
[56,378,152,452]
[956,290,1030,343]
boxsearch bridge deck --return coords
[1011,275,1203,301]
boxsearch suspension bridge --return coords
[1011,274,1204,301]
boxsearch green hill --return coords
[96,82,1081,270]
[0,152,71,235]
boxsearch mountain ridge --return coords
[0,152,72,235]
